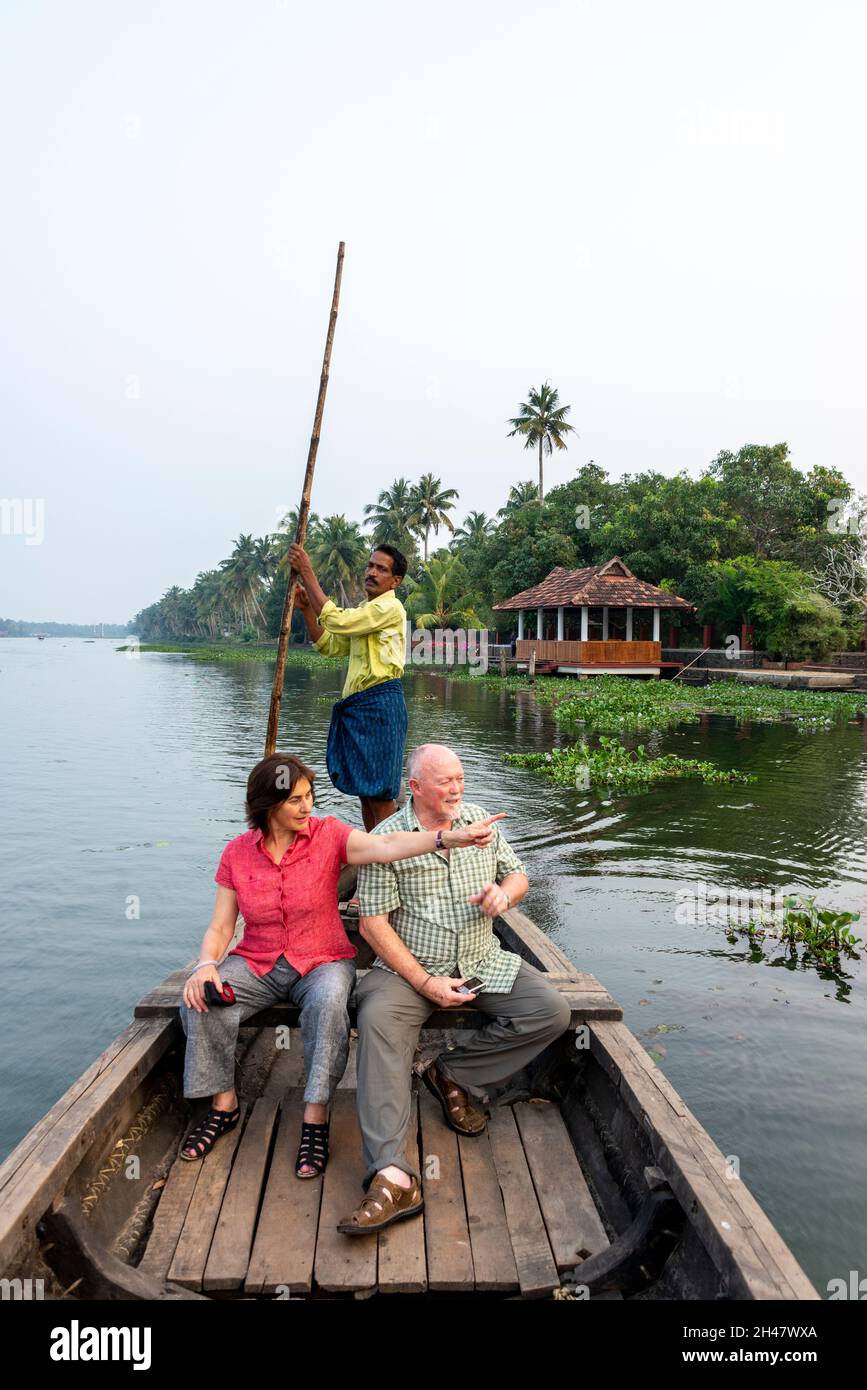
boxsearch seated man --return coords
[337,742,572,1235]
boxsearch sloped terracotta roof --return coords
[492,557,694,611]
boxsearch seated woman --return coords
[180,752,503,1178]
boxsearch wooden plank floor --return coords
[140,1068,615,1298]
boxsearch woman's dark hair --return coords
[373,543,408,581]
[245,753,316,833]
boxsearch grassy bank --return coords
[116,641,344,670]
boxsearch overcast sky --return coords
[2,0,866,623]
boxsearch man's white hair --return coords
[406,743,460,782]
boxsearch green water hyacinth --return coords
[421,667,867,731]
[504,735,756,791]
[726,893,863,965]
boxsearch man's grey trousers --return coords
[355,960,571,1184]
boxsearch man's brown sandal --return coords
[336,1173,423,1235]
[179,1104,240,1160]
[423,1060,487,1136]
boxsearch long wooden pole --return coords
[264,240,345,755]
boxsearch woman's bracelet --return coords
[190,959,219,974]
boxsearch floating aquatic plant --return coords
[503,735,756,791]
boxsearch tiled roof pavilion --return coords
[493,557,694,612]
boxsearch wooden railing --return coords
[515,639,661,664]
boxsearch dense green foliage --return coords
[130,421,864,659]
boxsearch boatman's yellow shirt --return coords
[313,590,407,697]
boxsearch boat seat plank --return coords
[456,1129,519,1291]
[167,1101,248,1290]
[203,1098,280,1291]
[487,1106,559,1297]
[312,1091,376,1293]
[377,1094,426,1293]
[135,968,622,1026]
[513,1099,610,1270]
[245,1093,322,1295]
[418,1088,474,1291]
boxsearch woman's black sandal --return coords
[295,1120,330,1179]
[180,1105,240,1161]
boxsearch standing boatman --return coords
[288,542,409,833]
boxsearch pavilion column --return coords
[557,606,564,640]
[626,607,633,641]
[580,606,588,640]
[517,610,524,640]
[652,607,661,641]
[537,605,544,640]
[602,606,609,640]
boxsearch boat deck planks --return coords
[245,1094,322,1296]
[418,1087,475,1291]
[487,1106,560,1297]
[312,1091,377,1294]
[167,1102,248,1290]
[456,1128,519,1292]
[203,1097,280,1292]
[137,1153,203,1283]
[377,1095,426,1294]
[133,1073,600,1298]
[513,1099,610,1270]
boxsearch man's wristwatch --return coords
[500,889,512,909]
[435,829,446,850]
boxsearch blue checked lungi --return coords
[325,677,408,800]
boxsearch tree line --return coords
[131,384,867,661]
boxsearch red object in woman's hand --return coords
[204,981,236,1007]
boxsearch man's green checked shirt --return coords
[356,796,526,993]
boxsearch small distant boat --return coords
[36,634,47,641]
[0,905,816,1301]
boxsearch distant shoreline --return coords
[117,640,343,667]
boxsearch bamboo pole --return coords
[264,241,345,755]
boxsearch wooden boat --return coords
[0,906,817,1301]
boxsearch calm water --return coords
[1,637,865,1293]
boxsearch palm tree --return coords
[452,510,494,553]
[497,481,540,517]
[220,533,267,632]
[507,382,576,500]
[364,478,422,556]
[159,586,196,639]
[308,516,369,606]
[411,473,459,562]
[277,508,321,541]
[405,553,483,629]
[191,569,227,638]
